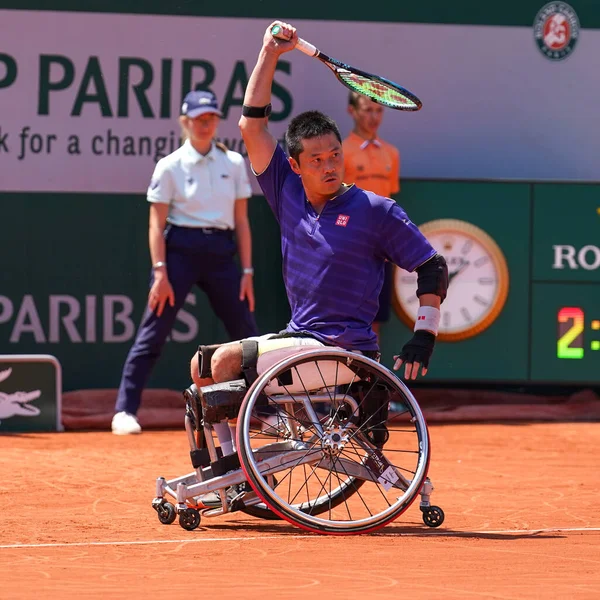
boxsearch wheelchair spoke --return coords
[329,453,371,518]
[313,361,335,403]
[236,349,432,534]
[284,457,326,506]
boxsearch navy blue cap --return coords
[181,90,222,118]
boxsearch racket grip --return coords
[270,25,318,57]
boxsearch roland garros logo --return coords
[534,2,580,61]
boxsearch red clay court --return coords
[1,421,599,599]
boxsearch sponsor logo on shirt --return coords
[149,178,159,190]
[335,214,350,227]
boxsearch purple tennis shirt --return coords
[256,144,436,351]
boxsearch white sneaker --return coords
[111,411,142,435]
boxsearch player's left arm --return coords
[393,255,448,380]
[377,203,448,380]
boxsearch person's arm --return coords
[377,203,446,380]
[146,163,176,316]
[234,198,255,312]
[148,203,169,269]
[239,21,298,174]
[147,203,175,316]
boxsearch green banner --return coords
[4,182,600,389]
[0,355,62,432]
[532,184,600,283]
[380,181,531,382]
[0,192,288,392]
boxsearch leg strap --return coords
[241,339,259,385]
[197,344,222,379]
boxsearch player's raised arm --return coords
[239,21,298,174]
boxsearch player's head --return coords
[348,91,384,137]
[285,110,345,197]
[179,90,222,144]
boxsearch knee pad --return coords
[197,344,222,379]
[200,379,248,424]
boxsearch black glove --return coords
[395,330,436,376]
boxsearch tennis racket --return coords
[271,24,422,111]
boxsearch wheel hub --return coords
[322,427,349,456]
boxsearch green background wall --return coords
[3,180,598,390]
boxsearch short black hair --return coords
[348,91,363,108]
[285,110,342,163]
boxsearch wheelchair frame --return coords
[152,347,445,534]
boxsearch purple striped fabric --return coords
[256,145,435,351]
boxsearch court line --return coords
[1,526,599,550]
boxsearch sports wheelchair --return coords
[152,347,444,535]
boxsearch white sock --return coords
[220,440,234,456]
[213,420,234,456]
[229,424,237,452]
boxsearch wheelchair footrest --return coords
[200,379,247,423]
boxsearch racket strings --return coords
[338,72,417,110]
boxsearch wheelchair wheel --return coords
[236,349,430,535]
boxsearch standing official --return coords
[343,91,400,339]
[112,90,258,435]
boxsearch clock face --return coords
[393,219,510,341]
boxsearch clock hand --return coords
[448,261,470,285]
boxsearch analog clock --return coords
[393,219,510,342]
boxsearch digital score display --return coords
[531,284,600,383]
[557,307,600,360]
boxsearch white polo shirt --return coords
[147,140,252,229]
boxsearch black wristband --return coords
[242,104,272,118]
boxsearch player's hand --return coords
[148,272,175,317]
[239,273,255,312]
[264,21,298,55]
[393,330,436,380]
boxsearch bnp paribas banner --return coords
[1,6,599,192]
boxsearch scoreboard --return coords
[530,285,600,383]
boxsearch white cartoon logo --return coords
[0,368,42,423]
[534,2,580,61]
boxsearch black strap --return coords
[197,344,221,379]
[242,104,272,118]
[241,339,259,384]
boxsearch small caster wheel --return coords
[179,508,201,531]
[421,505,444,528]
[156,502,176,525]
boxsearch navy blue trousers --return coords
[115,225,258,414]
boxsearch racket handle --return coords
[270,24,318,57]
